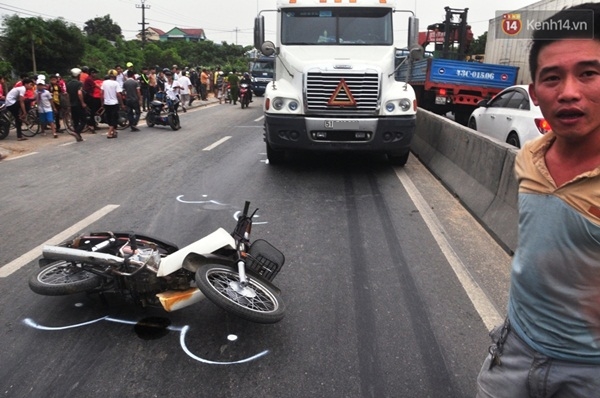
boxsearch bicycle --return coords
[21,107,41,137]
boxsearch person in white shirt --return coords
[35,80,58,138]
[5,78,34,141]
[101,69,124,139]
[177,72,192,112]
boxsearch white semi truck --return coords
[254,0,422,165]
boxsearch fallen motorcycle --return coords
[145,94,181,131]
[29,201,286,324]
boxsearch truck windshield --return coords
[281,8,393,45]
[252,61,274,73]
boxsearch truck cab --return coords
[250,56,274,97]
[254,0,421,165]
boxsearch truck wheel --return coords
[266,143,286,165]
[388,151,409,166]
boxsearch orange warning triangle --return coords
[327,79,356,107]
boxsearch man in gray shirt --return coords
[123,70,142,131]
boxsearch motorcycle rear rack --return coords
[246,239,285,282]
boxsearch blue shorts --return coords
[39,111,55,124]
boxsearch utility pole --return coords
[137,0,151,46]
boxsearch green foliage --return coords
[467,31,487,56]
[0,14,254,78]
[83,15,122,41]
[0,15,85,75]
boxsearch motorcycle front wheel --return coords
[196,263,285,324]
[168,114,180,131]
[146,112,155,127]
[29,260,102,296]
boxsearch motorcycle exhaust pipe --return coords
[42,245,125,267]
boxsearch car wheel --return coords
[506,132,521,148]
[468,117,477,130]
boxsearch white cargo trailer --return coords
[485,0,591,85]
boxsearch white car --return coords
[468,85,552,148]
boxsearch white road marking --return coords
[254,116,264,122]
[0,204,120,278]
[7,152,38,160]
[203,136,231,151]
[394,167,503,331]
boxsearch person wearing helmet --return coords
[79,66,89,83]
[101,69,124,139]
[240,72,253,103]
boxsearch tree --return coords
[83,15,122,41]
[0,15,85,76]
[468,31,487,56]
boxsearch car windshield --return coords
[281,8,393,45]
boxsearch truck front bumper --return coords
[264,114,416,155]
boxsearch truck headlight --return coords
[288,101,298,111]
[272,97,284,110]
[385,102,395,112]
[399,98,411,112]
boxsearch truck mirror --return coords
[254,16,265,50]
[407,16,419,48]
[261,41,276,57]
[409,44,424,61]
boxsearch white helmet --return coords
[70,67,82,77]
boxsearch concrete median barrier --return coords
[410,109,518,253]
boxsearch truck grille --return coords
[306,72,380,114]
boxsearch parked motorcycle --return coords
[0,105,11,140]
[29,202,286,324]
[239,83,251,109]
[146,95,181,131]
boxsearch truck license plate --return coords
[324,120,359,130]
[435,96,447,105]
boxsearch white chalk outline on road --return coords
[0,204,120,278]
[203,136,231,151]
[394,167,503,331]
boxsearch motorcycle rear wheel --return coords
[196,263,285,324]
[29,260,102,296]
[116,110,130,130]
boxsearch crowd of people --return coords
[0,63,253,147]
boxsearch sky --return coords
[0,0,547,47]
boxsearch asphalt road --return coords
[0,99,512,397]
